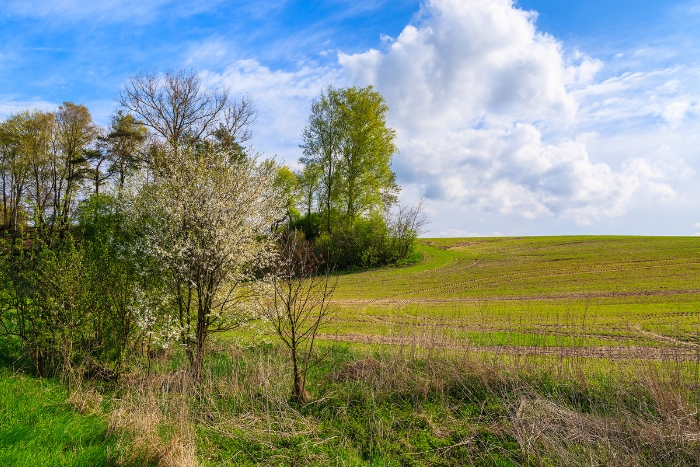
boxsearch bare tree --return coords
[118,69,256,161]
[388,196,429,259]
[257,232,336,403]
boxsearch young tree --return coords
[388,196,429,259]
[257,232,336,402]
[129,145,285,380]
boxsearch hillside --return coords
[325,236,700,355]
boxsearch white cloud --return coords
[186,38,230,66]
[340,0,582,132]
[2,0,225,23]
[0,96,56,118]
[338,0,698,228]
[438,229,481,237]
[200,59,343,162]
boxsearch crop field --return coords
[322,236,700,359]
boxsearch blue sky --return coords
[1,0,699,236]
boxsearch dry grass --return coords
[98,336,700,466]
[106,371,199,467]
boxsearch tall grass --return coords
[103,329,700,466]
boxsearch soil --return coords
[318,333,700,361]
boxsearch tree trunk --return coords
[291,347,309,403]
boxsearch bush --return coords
[0,194,144,381]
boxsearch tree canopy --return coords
[300,85,399,233]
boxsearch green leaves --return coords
[300,85,399,230]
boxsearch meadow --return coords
[326,236,700,354]
[2,235,700,466]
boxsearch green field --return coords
[3,236,700,466]
[324,236,700,355]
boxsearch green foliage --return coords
[0,193,145,379]
[273,165,300,228]
[297,85,420,269]
[104,111,148,189]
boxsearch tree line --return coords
[0,70,425,399]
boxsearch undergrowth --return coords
[103,340,700,466]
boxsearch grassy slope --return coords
[327,236,700,347]
[2,236,699,466]
[0,369,113,467]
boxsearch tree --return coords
[84,132,112,196]
[51,102,98,230]
[295,164,322,239]
[21,111,55,227]
[118,69,256,165]
[299,86,399,232]
[336,86,399,218]
[300,86,343,233]
[387,196,429,259]
[104,111,148,190]
[273,165,300,230]
[0,115,30,231]
[256,232,336,402]
[129,144,285,380]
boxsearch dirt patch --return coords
[332,288,700,306]
[448,241,486,249]
[330,358,380,382]
[318,333,700,361]
[631,324,700,348]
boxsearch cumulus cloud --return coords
[338,0,696,227]
[340,0,583,131]
[200,59,343,162]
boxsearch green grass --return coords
[0,369,113,467]
[321,236,700,349]
[3,236,700,466]
[182,342,700,466]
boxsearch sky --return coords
[1,0,699,237]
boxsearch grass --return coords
[323,236,700,350]
[3,235,700,466]
[108,341,700,466]
[0,369,114,467]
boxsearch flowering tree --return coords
[130,145,284,380]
